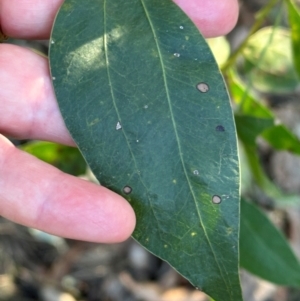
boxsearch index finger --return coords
[0,0,238,39]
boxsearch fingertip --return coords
[0,137,135,244]
[101,190,136,243]
[0,0,63,39]
[174,0,239,38]
[34,175,137,244]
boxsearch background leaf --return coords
[261,125,300,154]
[240,199,300,286]
[21,141,87,176]
[286,0,300,78]
[229,70,300,154]
[207,36,231,67]
[49,0,242,300]
[241,27,299,94]
[229,70,300,205]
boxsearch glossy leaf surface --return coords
[49,1,241,300]
[240,199,300,286]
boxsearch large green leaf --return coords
[49,1,241,300]
[240,199,300,286]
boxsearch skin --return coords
[0,0,239,243]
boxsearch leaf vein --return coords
[139,0,231,294]
[103,0,165,236]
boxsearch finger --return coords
[174,0,239,38]
[0,43,73,145]
[0,0,238,39]
[0,0,63,40]
[0,135,136,243]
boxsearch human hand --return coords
[0,0,239,243]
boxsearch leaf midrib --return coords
[139,0,231,295]
[103,0,232,296]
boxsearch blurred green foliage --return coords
[21,141,86,176]
[209,0,300,290]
